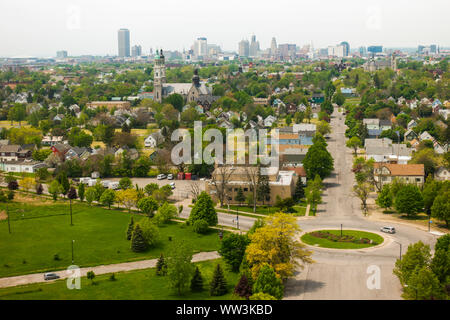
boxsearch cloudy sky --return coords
[0,0,449,57]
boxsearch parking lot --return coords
[102,177,206,200]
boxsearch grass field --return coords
[0,200,221,278]
[301,230,384,249]
[0,259,240,300]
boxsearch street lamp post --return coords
[394,241,402,261]
[340,224,343,238]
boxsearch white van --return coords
[157,174,167,180]
[108,182,119,190]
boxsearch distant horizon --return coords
[1,0,449,57]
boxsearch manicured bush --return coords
[192,219,209,234]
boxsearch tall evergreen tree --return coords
[131,225,148,252]
[256,167,271,205]
[210,264,228,296]
[126,217,134,240]
[58,172,70,197]
[156,253,168,276]
[293,178,305,202]
[190,267,204,292]
[235,188,245,206]
[78,183,85,202]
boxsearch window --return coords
[244,188,248,192]
[416,178,421,182]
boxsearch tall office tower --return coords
[270,37,278,57]
[118,28,130,57]
[238,39,250,57]
[132,45,142,57]
[340,41,350,57]
[153,49,166,103]
[328,45,345,57]
[359,46,367,56]
[249,35,260,57]
[194,37,208,58]
[278,44,296,60]
[56,50,68,59]
[430,45,437,54]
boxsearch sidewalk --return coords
[0,251,220,289]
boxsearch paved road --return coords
[284,108,442,300]
[0,251,220,289]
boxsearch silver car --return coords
[380,226,396,234]
[44,273,60,280]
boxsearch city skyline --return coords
[1,0,449,57]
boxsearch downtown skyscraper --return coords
[118,28,130,57]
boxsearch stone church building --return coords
[153,50,217,107]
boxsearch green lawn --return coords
[221,205,306,216]
[0,259,241,300]
[0,201,221,278]
[301,230,384,249]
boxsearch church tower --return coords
[153,49,166,103]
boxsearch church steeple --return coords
[154,48,166,103]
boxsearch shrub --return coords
[192,219,209,234]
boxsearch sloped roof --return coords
[374,163,424,176]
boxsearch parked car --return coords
[167,174,174,180]
[44,273,60,280]
[380,226,396,234]
[169,182,176,189]
[157,174,167,180]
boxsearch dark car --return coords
[44,273,60,280]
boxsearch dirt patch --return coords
[13,193,53,205]
[0,210,7,221]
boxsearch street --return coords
[284,108,441,300]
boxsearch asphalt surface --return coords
[284,108,442,300]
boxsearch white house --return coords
[264,115,277,127]
[144,131,165,148]
[0,160,46,173]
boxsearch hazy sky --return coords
[1,0,449,57]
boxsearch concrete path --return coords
[0,251,220,289]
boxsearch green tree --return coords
[139,218,160,248]
[303,134,334,180]
[353,181,373,215]
[404,266,446,300]
[305,175,322,215]
[156,253,168,276]
[100,189,116,209]
[249,292,277,300]
[252,264,284,300]
[78,183,85,202]
[422,176,440,215]
[256,170,271,205]
[86,271,96,285]
[346,136,362,155]
[394,241,432,285]
[394,185,424,217]
[431,192,450,228]
[48,180,62,201]
[293,178,305,202]
[137,197,158,217]
[210,264,228,296]
[190,267,204,292]
[167,242,194,295]
[188,191,217,226]
[85,187,96,206]
[131,225,148,252]
[154,202,178,225]
[192,219,209,234]
[58,172,70,197]
[144,183,159,196]
[219,233,250,272]
[376,184,393,209]
[126,217,134,240]
[235,188,245,206]
[119,177,133,190]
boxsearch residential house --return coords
[65,147,91,161]
[374,163,425,187]
[50,143,71,161]
[53,114,65,122]
[379,119,392,131]
[264,115,277,127]
[407,120,417,130]
[144,131,165,148]
[364,138,412,164]
[363,119,380,130]
[438,109,449,120]
[0,145,32,162]
[115,146,139,160]
[0,159,46,173]
[42,135,65,146]
[404,129,418,141]
[434,167,450,181]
